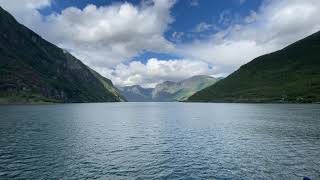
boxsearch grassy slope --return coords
[152,75,218,102]
[89,68,126,102]
[188,31,320,103]
[174,75,217,101]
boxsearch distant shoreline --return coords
[1,101,319,105]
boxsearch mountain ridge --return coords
[119,75,218,102]
[118,85,153,102]
[188,30,320,103]
[0,6,125,103]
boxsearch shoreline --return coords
[1,101,319,105]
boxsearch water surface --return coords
[0,103,319,179]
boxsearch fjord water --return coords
[0,103,319,179]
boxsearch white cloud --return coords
[99,58,217,88]
[0,0,51,31]
[171,31,184,42]
[0,0,50,12]
[0,0,176,68]
[193,22,213,33]
[179,0,320,73]
[180,40,274,67]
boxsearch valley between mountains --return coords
[0,6,319,104]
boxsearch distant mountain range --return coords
[118,85,153,102]
[0,7,125,103]
[119,75,218,102]
[188,30,320,103]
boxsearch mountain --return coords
[0,7,125,104]
[152,81,180,101]
[118,85,153,102]
[118,75,217,102]
[188,31,320,103]
[152,75,218,101]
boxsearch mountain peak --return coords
[119,75,218,102]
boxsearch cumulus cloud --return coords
[179,0,320,72]
[99,58,217,88]
[0,0,176,68]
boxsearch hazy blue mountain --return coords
[188,31,320,103]
[0,7,125,104]
[119,75,218,102]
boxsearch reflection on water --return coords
[0,103,319,179]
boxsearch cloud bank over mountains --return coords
[103,58,216,88]
[1,0,320,87]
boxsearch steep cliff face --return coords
[0,7,125,103]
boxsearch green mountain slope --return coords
[0,7,125,103]
[152,75,218,101]
[188,31,320,103]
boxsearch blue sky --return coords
[167,0,262,40]
[1,0,320,87]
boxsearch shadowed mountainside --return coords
[0,7,125,103]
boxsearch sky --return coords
[1,0,320,87]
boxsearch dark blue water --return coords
[0,103,319,179]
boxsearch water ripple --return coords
[0,103,319,179]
